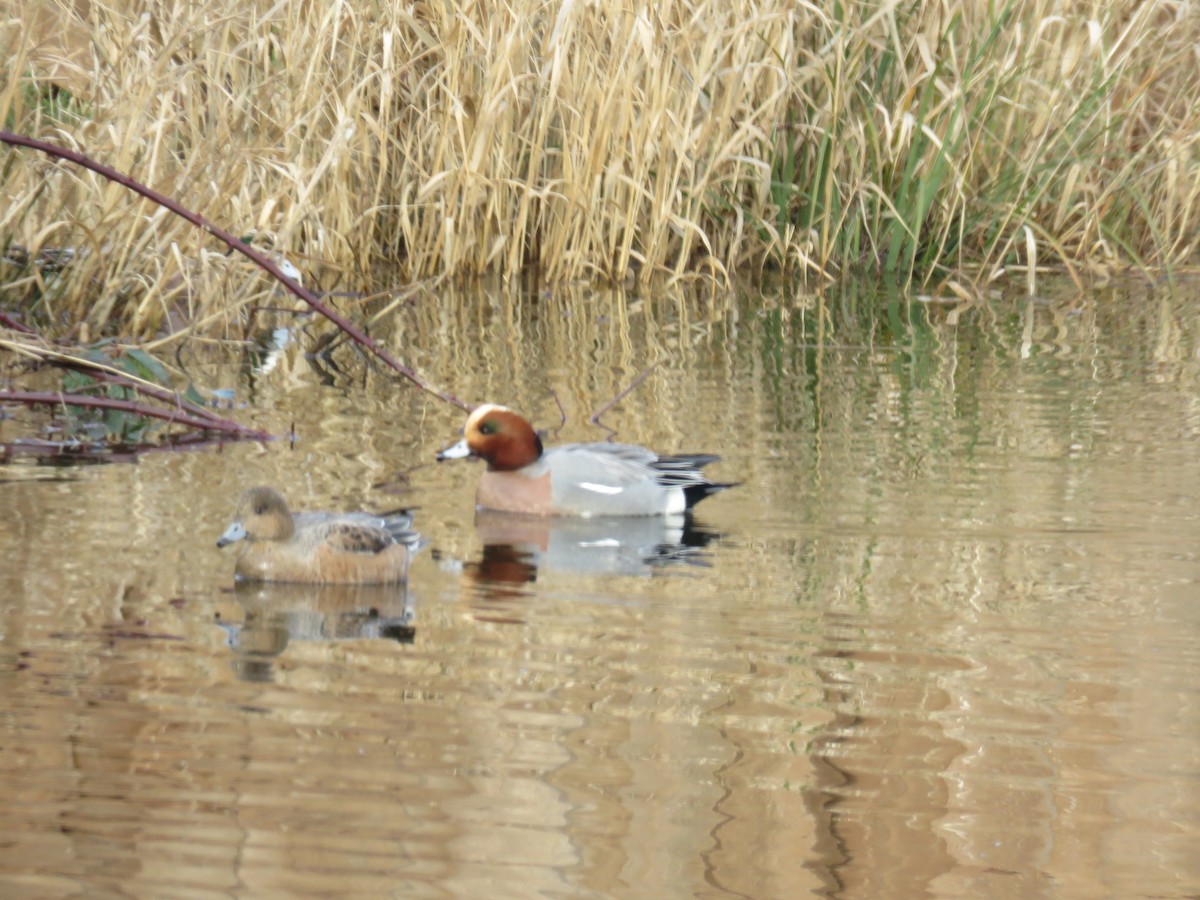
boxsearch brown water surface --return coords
[1,278,1198,898]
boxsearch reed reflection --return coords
[219,581,416,682]
[803,628,981,897]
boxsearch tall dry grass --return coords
[2,0,1198,337]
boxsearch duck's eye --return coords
[478,420,497,436]
[254,504,267,515]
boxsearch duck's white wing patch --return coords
[579,482,624,495]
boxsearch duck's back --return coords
[235,514,418,584]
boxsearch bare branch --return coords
[588,363,658,428]
[0,391,271,437]
[0,130,471,411]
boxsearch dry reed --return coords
[2,0,1198,337]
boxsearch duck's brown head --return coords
[436,404,543,471]
[217,486,295,546]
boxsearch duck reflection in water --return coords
[460,510,722,600]
[216,581,416,683]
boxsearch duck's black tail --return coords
[652,454,739,510]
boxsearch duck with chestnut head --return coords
[437,404,735,517]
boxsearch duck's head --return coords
[436,404,544,471]
[217,486,295,547]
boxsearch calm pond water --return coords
[2,277,1198,898]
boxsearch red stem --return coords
[60,360,232,424]
[0,313,36,334]
[0,130,471,411]
[588,363,658,426]
[3,338,234,426]
[0,390,271,437]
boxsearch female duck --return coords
[436,404,735,517]
[216,486,421,583]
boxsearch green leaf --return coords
[123,420,149,444]
[121,347,170,385]
[184,382,206,407]
[63,370,94,393]
[104,407,127,438]
[84,348,112,368]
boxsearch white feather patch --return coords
[579,482,624,495]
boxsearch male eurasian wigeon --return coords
[436,404,735,517]
[216,486,422,583]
